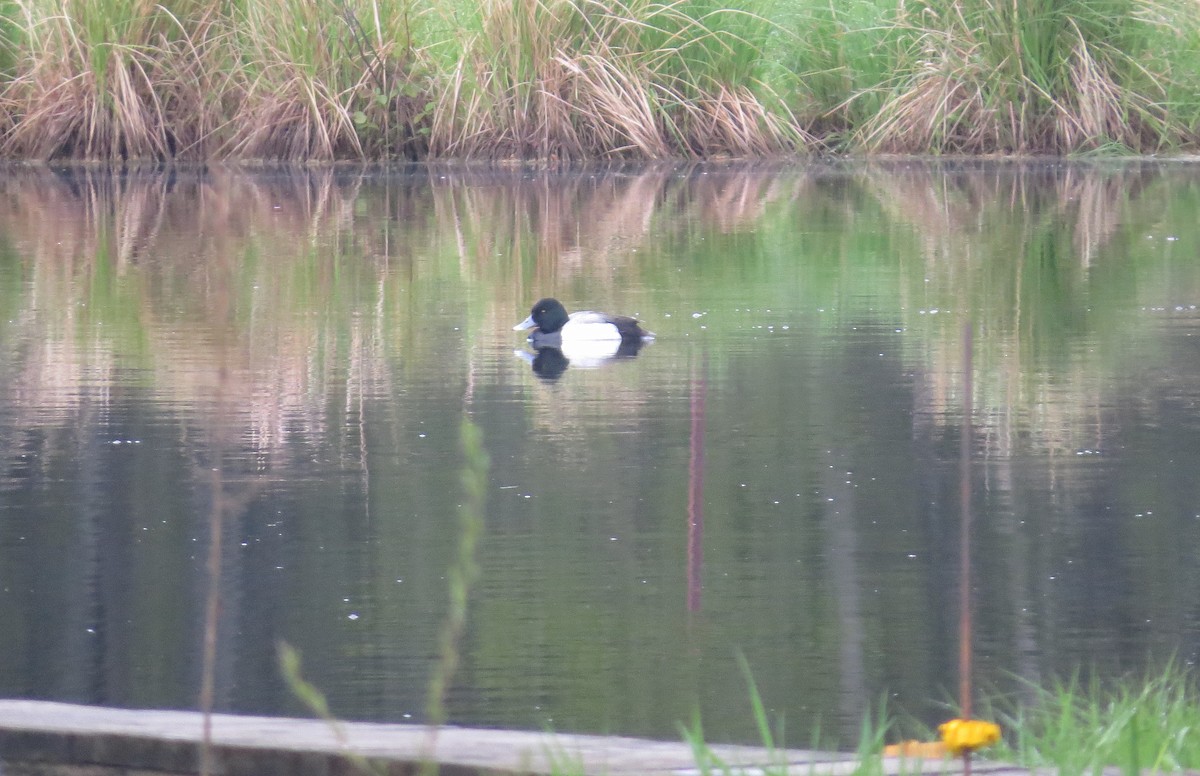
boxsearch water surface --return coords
[2,161,1199,745]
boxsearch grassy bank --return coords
[3,0,1200,161]
[683,662,1200,776]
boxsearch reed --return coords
[216,0,431,160]
[369,0,806,158]
[765,0,905,148]
[0,0,433,161]
[854,0,1200,153]
[2,0,1200,158]
[1,0,187,159]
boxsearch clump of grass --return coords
[0,0,433,161]
[854,0,1198,153]
[430,0,810,159]
[991,661,1200,774]
[1,0,187,159]
[218,0,432,161]
[767,0,906,148]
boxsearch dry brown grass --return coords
[216,1,364,160]
[855,0,1181,154]
[0,0,432,161]
[1,0,178,159]
[1,0,1199,159]
[429,0,809,159]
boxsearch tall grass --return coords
[1,0,187,159]
[430,0,807,159]
[854,0,1195,153]
[218,0,430,160]
[0,0,433,161]
[991,662,1200,774]
[1,0,1200,158]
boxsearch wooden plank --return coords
[0,700,1009,775]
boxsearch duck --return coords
[513,298,655,346]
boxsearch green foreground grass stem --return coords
[682,656,891,776]
[275,414,489,776]
[424,414,489,728]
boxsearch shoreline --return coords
[4,0,1200,162]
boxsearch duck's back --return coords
[565,311,649,341]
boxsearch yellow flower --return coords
[938,718,1001,755]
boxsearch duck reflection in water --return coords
[513,297,654,380]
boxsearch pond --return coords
[1,161,1199,747]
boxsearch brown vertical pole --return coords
[959,320,974,775]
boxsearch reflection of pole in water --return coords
[823,447,867,732]
[199,361,228,776]
[687,360,707,613]
[958,320,974,774]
